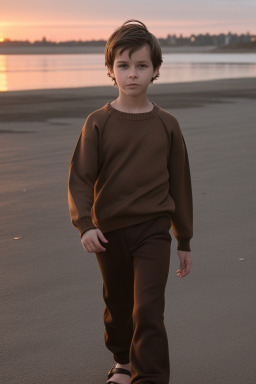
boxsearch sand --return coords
[1,77,256,123]
[1,78,256,384]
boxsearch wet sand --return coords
[1,78,256,383]
[1,77,256,123]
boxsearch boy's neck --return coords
[111,96,154,113]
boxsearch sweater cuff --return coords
[177,239,191,252]
[75,216,97,238]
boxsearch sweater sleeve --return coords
[168,120,193,252]
[68,115,99,237]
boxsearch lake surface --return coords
[1,53,256,92]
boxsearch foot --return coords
[107,362,131,384]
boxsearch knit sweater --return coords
[68,101,193,251]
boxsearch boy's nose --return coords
[128,68,138,78]
[129,74,138,80]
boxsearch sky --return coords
[0,0,256,42]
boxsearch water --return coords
[1,53,256,92]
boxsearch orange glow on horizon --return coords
[0,19,255,42]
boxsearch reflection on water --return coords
[0,55,8,91]
[1,53,256,92]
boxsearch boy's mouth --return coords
[127,84,139,87]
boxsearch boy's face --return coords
[109,44,160,97]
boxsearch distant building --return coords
[166,34,177,46]
[225,34,232,45]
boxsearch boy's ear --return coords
[108,67,114,77]
[153,66,160,78]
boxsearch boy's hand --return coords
[176,250,192,278]
[81,229,109,253]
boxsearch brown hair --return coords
[105,19,163,86]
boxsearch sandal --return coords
[107,363,131,384]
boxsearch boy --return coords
[68,19,193,384]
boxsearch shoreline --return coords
[1,77,256,123]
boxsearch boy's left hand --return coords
[176,250,192,278]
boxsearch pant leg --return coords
[125,215,172,384]
[95,227,134,364]
[95,214,172,383]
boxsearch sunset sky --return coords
[1,0,255,42]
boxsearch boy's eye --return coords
[118,64,147,68]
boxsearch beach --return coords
[1,77,256,122]
[1,78,256,383]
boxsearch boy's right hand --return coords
[81,228,109,253]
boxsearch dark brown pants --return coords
[96,215,172,384]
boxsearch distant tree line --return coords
[1,32,255,47]
[159,32,255,46]
[0,37,106,47]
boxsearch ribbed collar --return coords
[105,102,159,120]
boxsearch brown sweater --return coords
[68,102,193,251]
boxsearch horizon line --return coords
[1,30,256,44]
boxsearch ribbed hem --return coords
[76,214,191,251]
[94,213,170,234]
[177,238,191,252]
[75,216,97,238]
[105,102,159,120]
